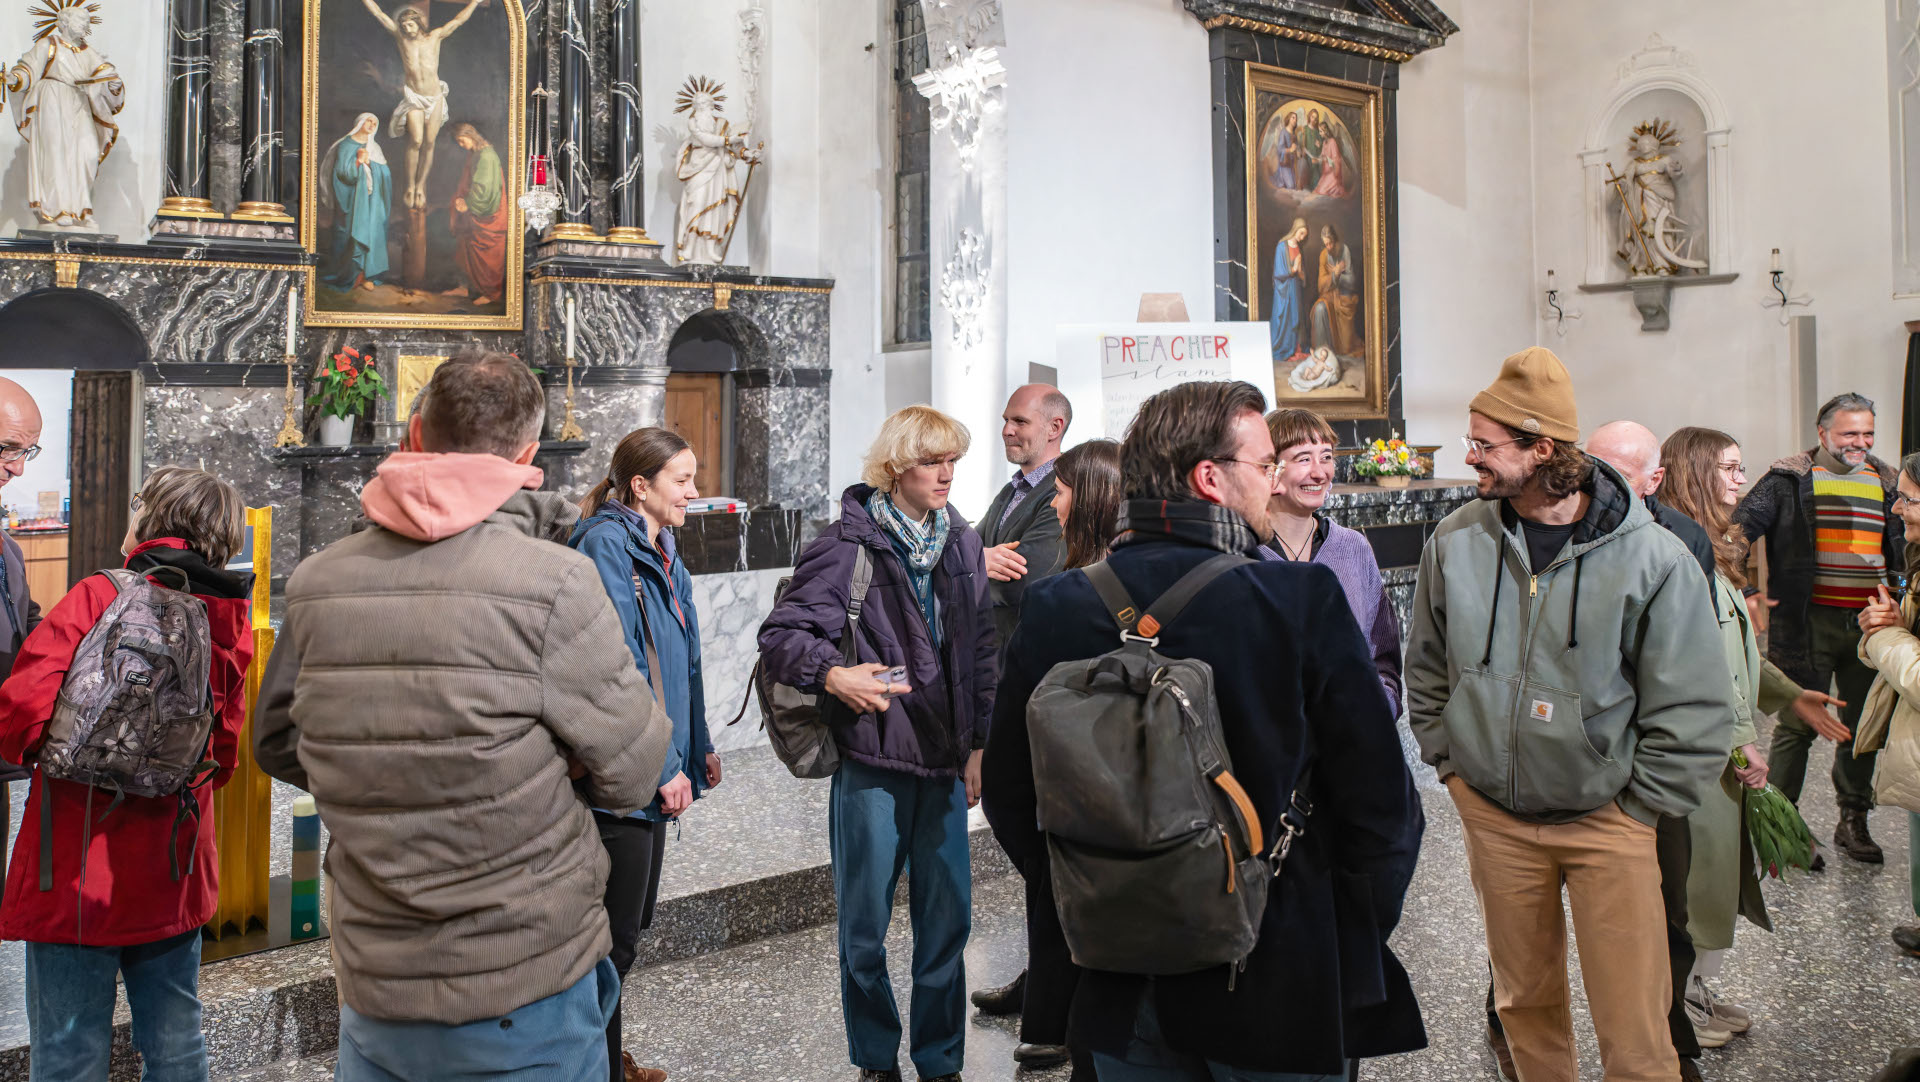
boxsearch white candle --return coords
[1546,269,1556,290]
[284,286,297,357]
[1770,248,1781,273]
[565,295,576,359]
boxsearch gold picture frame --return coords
[300,0,526,331]
[393,352,450,420]
[1245,64,1387,419]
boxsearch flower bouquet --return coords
[1353,432,1429,488]
[311,347,388,447]
[1735,747,1815,878]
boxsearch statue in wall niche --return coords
[2,0,123,231]
[1608,118,1708,277]
[673,76,762,267]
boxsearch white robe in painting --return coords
[5,32,123,228]
[675,108,747,266]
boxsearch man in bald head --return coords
[1589,420,1716,587]
[977,384,1071,651]
[0,379,44,830]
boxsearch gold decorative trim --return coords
[712,282,732,310]
[528,273,833,295]
[231,201,296,223]
[0,250,314,274]
[156,195,227,219]
[605,226,658,245]
[52,258,76,289]
[1243,63,1390,420]
[544,221,599,241]
[1203,15,1413,63]
[299,0,526,331]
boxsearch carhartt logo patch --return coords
[1521,417,1542,433]
[1529,699,1553,723]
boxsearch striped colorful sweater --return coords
[1810,452,1887,607]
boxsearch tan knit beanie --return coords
[1468,346,1579,443]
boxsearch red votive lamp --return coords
[532,154,549,186]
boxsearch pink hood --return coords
[360,452,545,542]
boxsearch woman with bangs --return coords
[758,406,996,1082]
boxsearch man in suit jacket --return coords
[979,384,1069,650]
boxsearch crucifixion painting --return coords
[359,0,482,210]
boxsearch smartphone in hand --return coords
[879,666,909,697]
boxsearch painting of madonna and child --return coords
[301,0,524,330]
[1248,67,1386,418]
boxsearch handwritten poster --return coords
[1053,323,1277,440]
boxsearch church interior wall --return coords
[1522,0,1909,472]
[0,6,165,242]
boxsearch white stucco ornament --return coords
[940,228,989,350]
[3,0,124,230]
[913,46,1005,171]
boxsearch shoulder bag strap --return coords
[1081,560,1142,635]
[839,546,874,666]
[629,572,668,708]
[1140,552,1251,635]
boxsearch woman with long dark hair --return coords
[569,427,719,1082]
[1051,439,1122,571]
[1658,426,1816,1043]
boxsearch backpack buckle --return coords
[1119,630,1159,648]
[1266,791,1313,876]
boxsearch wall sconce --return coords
[1761,248,1812,324]
[1543,269,1581,336]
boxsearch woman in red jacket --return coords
[0,466,253,1081]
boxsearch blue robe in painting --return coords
[323,140,392,290]
[1271,127,1298,190]
[1271,239,1305,360]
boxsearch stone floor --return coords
[219,725,1920,1081]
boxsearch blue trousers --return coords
[25,928,207,1082]
[335,958,619,1082]
[830,757,972,1077]
[1093,996,1351,1082]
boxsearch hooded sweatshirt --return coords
[253,452,671,1024]
[1404,457,1735,825]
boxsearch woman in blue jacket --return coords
[569,427,719,1082]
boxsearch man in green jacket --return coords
[1406,347,1734,1082]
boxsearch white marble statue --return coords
[1612,118,1707,276]
[673,76,760,266]
[3,1,124,230]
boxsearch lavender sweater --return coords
[1260,517,1403,715]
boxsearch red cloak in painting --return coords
[451,144,508,302]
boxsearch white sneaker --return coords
[1686,975,1751,1035]
[1685,997,1734,1049]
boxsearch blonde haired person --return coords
[759,404,995,1082]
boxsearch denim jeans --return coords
[1092,995,1350,1082]
[25,928,207,1082]
[335,958,619,1082]
[829,757,972,1078]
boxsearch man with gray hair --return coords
[255,351,670,1081]
[1735,392,1901,864]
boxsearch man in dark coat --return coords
[981,379,1425,1078]
[1734,392,1901,863]
[977,384,1069,651]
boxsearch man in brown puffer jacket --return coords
[254,352,670,1082]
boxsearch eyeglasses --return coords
[130,492,144,513]
[0,444,41,464]
[1461,435,1536,457]
[1212,458,1282,482]
[1718,462,1746,478]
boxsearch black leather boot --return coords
[1894,923,1920,955]
[1834,809,1885,864]
[969,970,1025,1016]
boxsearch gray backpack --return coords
[35,567,217,887]
[732,547,872,779]
[1028,553,1311,982]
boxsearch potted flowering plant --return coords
[311,347,388,448]
[1353,432,1429,488]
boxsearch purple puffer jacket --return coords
[758,485,997,778]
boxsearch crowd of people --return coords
[0,345,1914,1082]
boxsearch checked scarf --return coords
[1111,498,1262,556]
[866,489,950,645]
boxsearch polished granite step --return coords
[0,745,1014,1080]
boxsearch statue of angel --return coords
[1610,118,1707,276]
[672,76,761,267]
[4,1,124,230]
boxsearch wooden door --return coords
[665,372,728,498]
[68,370,133,587]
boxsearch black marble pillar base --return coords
[150,219,296,243]
[535,237,666,263]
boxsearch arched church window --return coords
[892,0,931,345]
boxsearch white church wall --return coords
[0,6,165,242]
[1003,0,1214,446]
[1526,2,1913,472]
[1395,0,1538,481]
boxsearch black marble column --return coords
[234,0,291,220]
[607,0,649,244]
[551,0,595,238]
[160,0,219,218]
